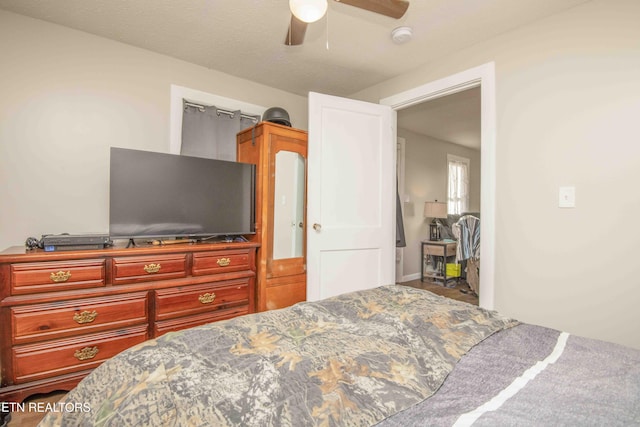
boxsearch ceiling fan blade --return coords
[284,15,308,46]
[334,0,409,19]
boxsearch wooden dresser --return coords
[0,241,258,402]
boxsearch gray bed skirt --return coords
[378,323,640,426]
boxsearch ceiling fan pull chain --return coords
[326,6,330,50]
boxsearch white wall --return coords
[399,128,481,280]
[0,10,307,250]
[354,0,640,349]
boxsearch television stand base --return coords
[151,239,196,246]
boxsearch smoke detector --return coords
[391,26,412,44]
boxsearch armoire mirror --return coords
[272,150,305,260]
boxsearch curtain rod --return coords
[183,101,260,123]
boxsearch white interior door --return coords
[307,92,395,301]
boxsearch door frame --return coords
[395,137,406,283]
[380,62,496,310]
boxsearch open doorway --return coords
[382,62,496,310]
[395,87,481,303]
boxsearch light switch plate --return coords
[559,186,576,208]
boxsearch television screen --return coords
[109,148,255,240]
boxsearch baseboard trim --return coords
[399,272,421,283]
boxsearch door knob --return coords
[313,223,322,232]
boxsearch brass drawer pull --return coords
[73,310,98,324]
[50,271,72,283]
[198,292,216,304]
[74,346,99,361]
[143,263,161,274]
[216,258,231,267]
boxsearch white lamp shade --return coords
[290,0,328,23]
[424,201,448,219]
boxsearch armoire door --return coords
[267,133,307,279]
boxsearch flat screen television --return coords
[109,147,255,240]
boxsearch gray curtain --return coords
[180,101,260,161]
[396,181,406,247]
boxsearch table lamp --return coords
[424,201,448,241]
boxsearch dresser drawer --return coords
[192,249,251,276]
[11,292,149,345]
[12,325,148,384]
[112,254,188,285]
[154,279,249,321]
[154,307,249,337]
[422,242,457,257]
[10,259,105,295]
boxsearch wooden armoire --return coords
[237,121,307,311]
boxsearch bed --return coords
[38,285,640,426]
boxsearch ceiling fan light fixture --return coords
[289,0,328,23]
[391,26,413,44]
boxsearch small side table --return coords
[421,240,458,286]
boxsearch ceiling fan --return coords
[285,0,410,46]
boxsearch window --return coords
[447,154,470,215]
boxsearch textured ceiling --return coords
[0,0,589,97]
[399,87,481,149]
[0,0,589,145]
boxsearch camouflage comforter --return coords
[39,285,517,427]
